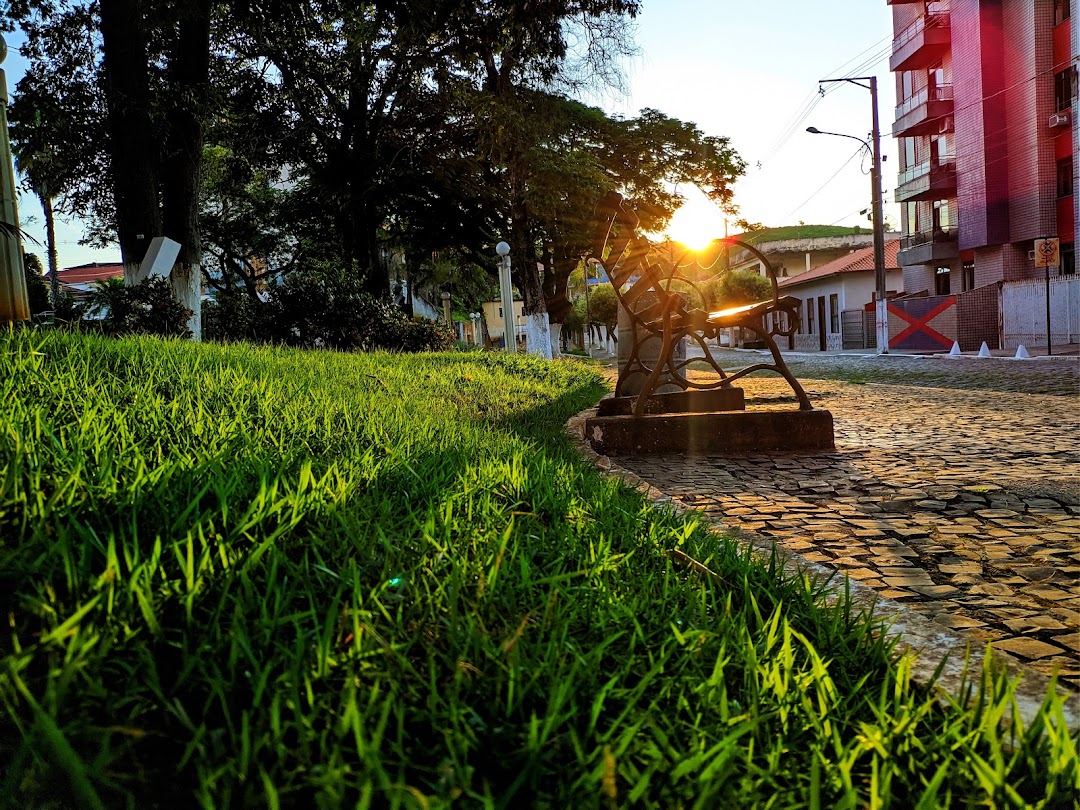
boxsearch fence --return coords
[1001,276,1080,349]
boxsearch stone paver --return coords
[606,355,1080,689]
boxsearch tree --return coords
[10,80,67,309]
[11,0,214,337]
[98,0,213,338]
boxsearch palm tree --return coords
[12,147,61,309]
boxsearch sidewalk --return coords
[579,368,1080,695]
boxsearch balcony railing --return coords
[897,155,955,187]
[895,83,953,119]
[891,2,951,71]
[893,1,951,51]
[901,228,957,250]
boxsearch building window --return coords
[1055,0,1071,25]
[962,260,975,291]
[935,266,951,295]
[806,298,815,334]
[1055,66,1077,112]
[1057,156,1074,198]
[903,137,917,168]
[933,199,951,234]
[904,201,920,235]
[829,294,839,334]
[1062,242,1076,276]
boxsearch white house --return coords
[778,240,903,351]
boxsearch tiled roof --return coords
[778,240,900,288]
[49,262,125,285]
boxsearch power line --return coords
[783,144,866,220]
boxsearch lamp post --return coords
[809,75,888,354]
[0,33,29,324]
[496,241,515,353]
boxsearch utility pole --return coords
[0,33,29,324]
[816,76,888,353]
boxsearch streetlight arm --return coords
[806,126,870,152]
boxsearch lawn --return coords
[1,330,1076,808]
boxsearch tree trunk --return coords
[40,193,59,308]
[99,0,160,274]
[160,0,212,339]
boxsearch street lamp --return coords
[0,32,29,324]
[496,241,515,353]
[808,75,889,354]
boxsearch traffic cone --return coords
[1014,344,1030,359]
[978,342,991,358]
[948,341,962,357]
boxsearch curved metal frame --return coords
[592,193,814,417]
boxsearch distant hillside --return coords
[733,225,865,245]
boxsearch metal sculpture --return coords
[591,191,814,417]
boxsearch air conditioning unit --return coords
[1048,111,1071,128]
[938,115,954,134]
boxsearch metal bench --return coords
[591,191,815,418]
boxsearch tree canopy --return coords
[7,0,747,341]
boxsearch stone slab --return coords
[595,387,746,417]
[584,409,835,456]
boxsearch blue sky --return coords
[6,0,899,267]
[615,0,899,245]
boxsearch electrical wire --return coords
[783,145,867,220]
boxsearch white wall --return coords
[783,268,903,351]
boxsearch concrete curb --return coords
[566,405,1080,734]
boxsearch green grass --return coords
[733,225,865,245]
[1,329,1077,808]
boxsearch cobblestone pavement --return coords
[697,347,1080,397]
[606,356,1080,688]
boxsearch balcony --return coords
[892,84,954,137]
[894,156,956,202]
[890,3,951,72]
[898,228,959,266]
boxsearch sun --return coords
[665,197,724,252]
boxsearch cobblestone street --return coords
[605,354,1080,688]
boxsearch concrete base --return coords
[596,388,745,417]
[585,409,835,455]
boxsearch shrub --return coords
[263,268,401,351]
[381,314,457,352]
[23,253,50,315]
[708,269,773,309]
[202,287,265,343]
[87,276,192,338]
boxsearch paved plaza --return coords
[596,352,1080,689]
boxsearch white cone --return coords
[948,341,962,357]
[978,341,991,358]
[1014,344,1030,359]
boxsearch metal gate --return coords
[1001,276,1080,349]
[841,310,867,350]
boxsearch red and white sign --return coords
[1034,238,1060,268]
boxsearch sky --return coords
[5,0,899,268]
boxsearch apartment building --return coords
[889,0,1077,302]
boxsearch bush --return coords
[708,269,773,309]
[208,267,459,353]
[202,287,265,343]
[262,268,401,351]
[381,314,457,352]
[23,253,50,316]
[88,276,192,338]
